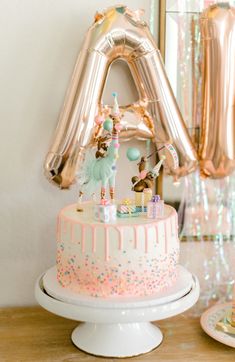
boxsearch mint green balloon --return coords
[103,118,113,131]
[126,147,140,161]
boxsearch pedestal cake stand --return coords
[35,265,199,358]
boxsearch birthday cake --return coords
[54,93,180,298]
[56,202,179,297]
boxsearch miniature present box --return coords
[117,198,139,218]
[94,200,117,223]
[147,195,164,219]
[135,188,153,212]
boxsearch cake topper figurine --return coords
[131,148,166,192]
[76,93,121,210]
[129,143,179,192]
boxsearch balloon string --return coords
[145,139,151,170]
[146,145,165,159]
[137,145,165,166]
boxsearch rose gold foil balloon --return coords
[199,3,235,178]
[44,5,198,189]
[101,103,155,141]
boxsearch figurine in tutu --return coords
[76,93,121,210]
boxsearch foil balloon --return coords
[101,102,155,141]
[44,5,198,189]
[199,3,235,178]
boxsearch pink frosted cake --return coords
[56,202,179,298]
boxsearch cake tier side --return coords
[56,203,180,297]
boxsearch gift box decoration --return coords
[135,188,153,212]
[94,199,117,223]
[117,198,139,218]
[147,195,164,219]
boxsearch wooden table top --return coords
[0,306,234,361]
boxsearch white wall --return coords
[0,0,156,306]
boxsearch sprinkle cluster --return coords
[57,243,179,297]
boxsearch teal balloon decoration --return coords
[126,147,140,161]
[103,118,113,131]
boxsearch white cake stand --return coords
[35,265,199,358]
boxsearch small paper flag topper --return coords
[165,143,179,170]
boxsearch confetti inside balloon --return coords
[126,147,140,161]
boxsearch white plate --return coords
[43,265,193,309]
[200,303,235,348]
